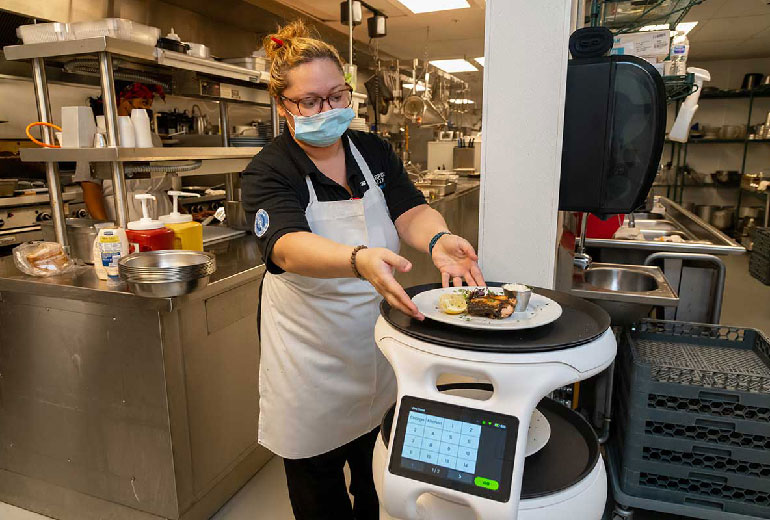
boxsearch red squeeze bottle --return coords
[126,194,175,253]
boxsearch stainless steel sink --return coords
[633,220,679,231]
[571,263,679,324]
[639,230,689,241]
[584,267,658,293]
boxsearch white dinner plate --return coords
[526,408,551,457]
[412,286,562,331]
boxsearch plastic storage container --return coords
[17,22,71,44]
[69,18,160,46]
[126,194,174,253]
[159,191,203,251]
[611,320,770,518]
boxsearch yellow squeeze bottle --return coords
[159,191,203,251]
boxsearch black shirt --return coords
[241,129,426,274]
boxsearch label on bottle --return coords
[672,44,687,56]
[129,242,140,254]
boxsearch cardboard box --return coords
[611,30,670,61]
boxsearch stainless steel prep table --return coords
[0,236,270,520]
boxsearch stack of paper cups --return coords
[118,116,135,148]
[131,109,154,148]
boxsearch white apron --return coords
[258,139,401,459]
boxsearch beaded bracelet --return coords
[351,245,368,279]
[429,231,452,258]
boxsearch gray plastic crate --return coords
[750,252,770,286]
[752,228,770,259]
[611,320,770,518]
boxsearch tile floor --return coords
[2,255,769,520]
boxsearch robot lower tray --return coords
[381,283,610,353]
[519,397,599,498]
[380,391,600,499]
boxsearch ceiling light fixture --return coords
[340,1,363,25]
[429,59,478,73]
[394,0,470,14]
[474,57,484,67]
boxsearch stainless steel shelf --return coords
[19,146,262,163]
[3,37,269,85]
[3,37,156,62]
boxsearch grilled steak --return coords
[467,294,516,319]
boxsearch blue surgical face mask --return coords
[292,107,355,147]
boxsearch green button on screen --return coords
[474,477,499,490]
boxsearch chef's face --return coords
[118,97,153,117]
[277,58,347,134]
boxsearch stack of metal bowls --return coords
[118,250,216,298]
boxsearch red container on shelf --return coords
[127,194,176,253]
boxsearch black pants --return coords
[283,428,380,520]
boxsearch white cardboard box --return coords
[611,30,670,62]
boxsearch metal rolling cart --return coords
[3,36,282,245]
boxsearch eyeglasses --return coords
[280,85,353,116]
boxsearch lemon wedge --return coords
[439,293,467,315]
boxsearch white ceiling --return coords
[271,0,770,103]
[276,0,486,61]
[277,0,770,63]
[682,0,770,60]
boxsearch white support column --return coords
[479,0,573,289]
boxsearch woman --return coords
[241,21,485,520]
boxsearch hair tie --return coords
[271,37,284,48]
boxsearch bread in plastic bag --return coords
[13,241,75,277]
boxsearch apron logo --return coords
[374,172,386,187]
[254,209,270,238]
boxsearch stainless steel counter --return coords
[0,236,270,520]
[586,197,745,259]
[0,177,480,519]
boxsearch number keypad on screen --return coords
[401,411,480,474]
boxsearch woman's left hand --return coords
[432,235,486,288]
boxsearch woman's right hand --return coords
[355,247,425,320]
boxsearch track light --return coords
[367,14,387,38]
[340,1,363,25]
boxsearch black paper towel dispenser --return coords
[559,29,666,218]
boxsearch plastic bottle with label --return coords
[126,194,175,252]
[92,224,128,280]
[159,191,203,251]
[669,32,690,76]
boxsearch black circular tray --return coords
[380,283,610,353]
[380,384,600,500]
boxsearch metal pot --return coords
[711,208,734,230]
[742,73,765,90]
[695,205,715,223]
[40,218,110,264]
[718,125,746,140]
[739,206,763,219]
